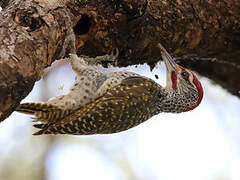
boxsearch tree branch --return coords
[0,0,76,121]
[0,0,11,9]
[0,0,239,121]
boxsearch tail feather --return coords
[33,129,50,135]
[33,123,65,135]
[33,130,45,135]
[16,103,55,114]
[33,123,48,129]
[33,129,61,135]
[33,123,52,135]
[16,102,71,122]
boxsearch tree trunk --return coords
[0,0,239,121]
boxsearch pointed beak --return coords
[158,43,177,73]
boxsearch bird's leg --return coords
[48,50,119,112]
[79,48,119,66]
[69,48,118,76]
[69,54,91,76]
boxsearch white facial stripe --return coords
[166,71,173,90]
[185,69,194,84]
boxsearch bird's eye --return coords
[157,91,162,99]
[181,70,189,80]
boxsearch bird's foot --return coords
[79,48,119,67]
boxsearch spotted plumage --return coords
[16,44,203,135]
[31,76,161,135]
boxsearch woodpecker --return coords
[16,44,203,135]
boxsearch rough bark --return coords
[0,0,239,121]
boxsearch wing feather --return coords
[34,76,160,135]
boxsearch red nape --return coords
[171,71,177,89]
[183,73,204,112]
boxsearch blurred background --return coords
[1,5,240,180]
[0,57,240,180]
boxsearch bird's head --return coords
[158,44,203,112]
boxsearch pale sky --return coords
[5,61,238,180]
